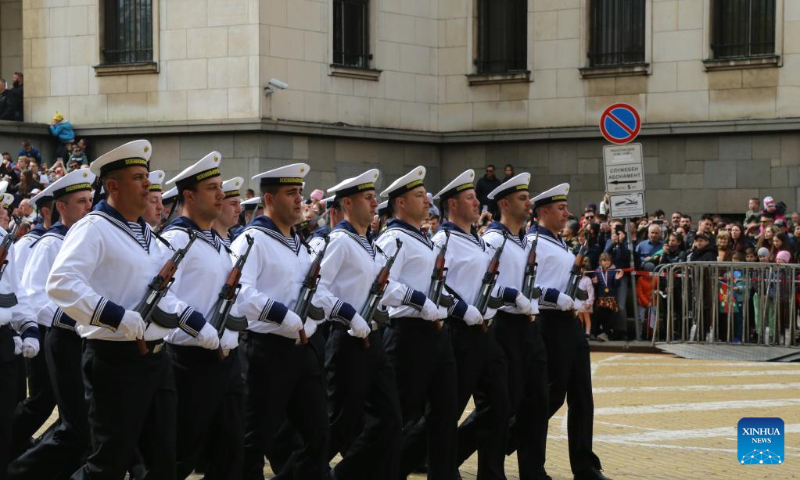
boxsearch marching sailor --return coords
[212,177,244,248]
[477,173,548,480]
[313,169,402,480]
[12,188,54,277]
[142,170,165,229]
[161,152,245,480]
[231,163,328,480]
[374,166,458,479]
[46,140,206,479]
[529,183,609,480]
[8,169,95,478]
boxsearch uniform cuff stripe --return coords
[261,300,288,324]
[91,297,124,331]
[332,301,356,323]
[180,308,205,337]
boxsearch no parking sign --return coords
[600,104,641,145]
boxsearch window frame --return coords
[465,0,532,86]
[94,0,160,76]
[702,0,783,72]
[328,0,380,81]
[579,0,652,79]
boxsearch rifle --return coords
[134,230,196,355]
[0,218,21,284]
[427,230,454,330]
[474,233,507,333]
[522,220,542,301]
[565,238,590,301]
[293,236,329,345]
[209,234,254,359]
[360,238,403,348]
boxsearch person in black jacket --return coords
[687,233,716,262]
[0,79,20,121]
[474,165,501,212]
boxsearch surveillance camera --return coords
[268,78,288,90]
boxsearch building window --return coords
[588,0,646,67]
[102,0,153,65]
[712,0,776,59]
[476,0,528,74]
[333,0,370,68]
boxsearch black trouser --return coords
[326,323,402,480]
[72,339,177,480]
[8,326,88,479]
[242,331,329,480]
[1,325,20,480]
[11,325,56,458]
[383,317,458,480]
[406,317,510,480]
[168,344,244,480]
[539,310,602,476]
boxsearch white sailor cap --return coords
[487,172,531,200]
[252,163,309,188]
[90,140,151,177]
[327,169,380,201]
[162,187,178,205]
[241,196,262,211]
[0,180,8,195]
[0,193,12,209]
[49,169,96,200]
[532,183,570,210]
[433,169,475,201]
[379,166,426,199]
[222,177,244,199]
[321,195,339,210]
[31,186,54,208]
[377,200,389,215]
[166,151,222,189]
[148,170,165,192]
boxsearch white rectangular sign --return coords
[609,192,646,218]
[603,143,645,193]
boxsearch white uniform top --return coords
[527,225,574,311]
[482,222,539,315]
[13,224,46,282]
[23,223,68,327]
[161,217,239,347]
[46,201,196,341]
[230,215,312,339]
[314,221,394,323]
[0,229,36,335]
[432,222,497,319]
[374,219,442,319]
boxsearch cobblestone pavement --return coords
[37,351,800,479]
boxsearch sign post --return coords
[600,103,644,326]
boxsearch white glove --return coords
[219,328,239,352]
[557,293,574,311]
[347,313,370,339]
[515,293,533,315]
[196,323,220,350]
[420,298,439,321]
[119,311,145,340]
[22,337,39,358]
[462,305,484,326]
[13,336,22,355]
[279,310,303,333]
[302,320,317,339]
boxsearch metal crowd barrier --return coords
[651,262,800,347]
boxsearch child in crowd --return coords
[592,252,624,341]
[577,257,594,339]
[744,197,761,226]
[636,262,656,341]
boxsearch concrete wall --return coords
[1,0,21,83]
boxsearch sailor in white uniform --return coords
[142,170,165,229]
[529,184,609,480]
[212,176,244,249]
[46,140,205,480]
[8,187,57,460]
[8,169,95,479]
[161,152,246,480]
[478,173,550,480]
[312,169,402,480]
[231,163,328,480]
[404,170,515,480]
[0,205,39,480]
[374,166,458,480]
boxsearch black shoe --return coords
[574,468,612,480]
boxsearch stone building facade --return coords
[0,0,798,218]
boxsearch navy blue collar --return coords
[90,200,152,253]
[46,222,69,237]
[333,220,374,257]
[247,215,303,254]
[386,218,432,248]
[441,221,484,249]
[311,225,331,240]
[93,200,147,227]
[27,223,47,238]
[486,221,525,247]
[534,224,568,250]
[164,216,223,250]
